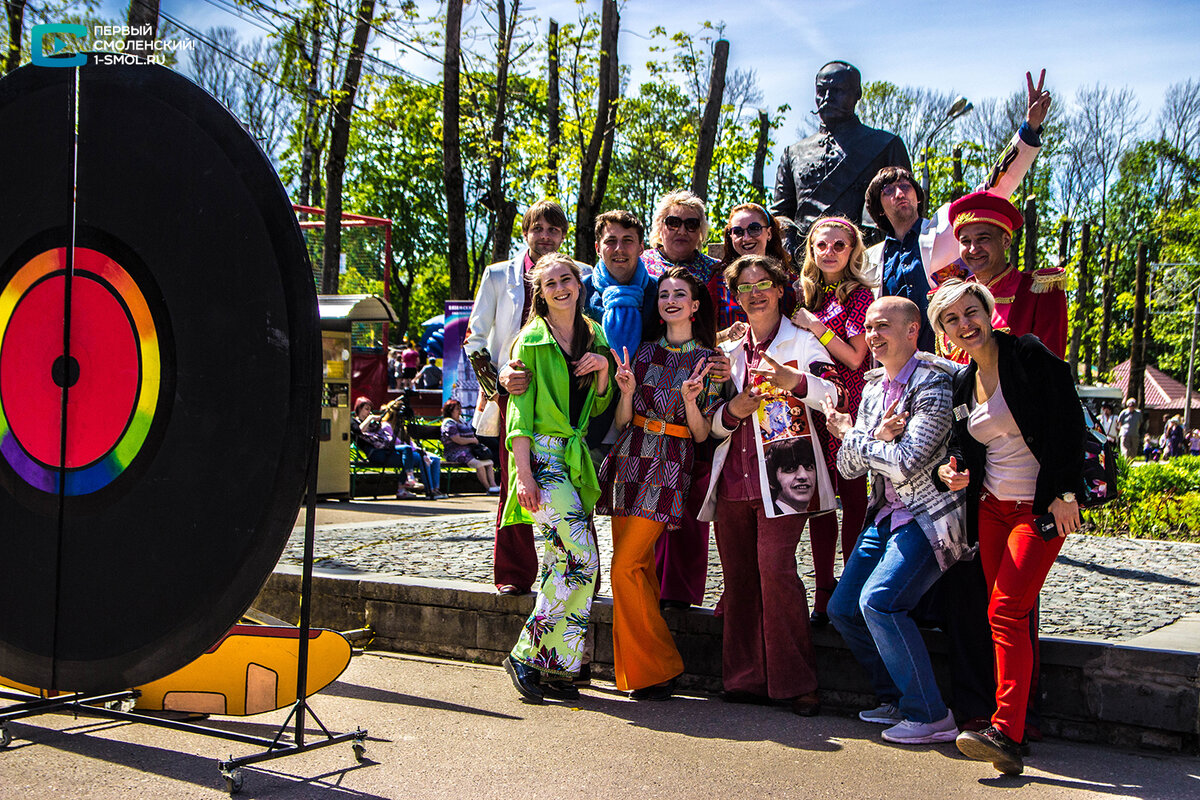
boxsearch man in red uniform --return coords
[940,191,1067,360]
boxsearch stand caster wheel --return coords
[0,724,11,749]
[352,742,367,763]
[222,769,244,795]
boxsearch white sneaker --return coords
[859,702,904,725]
[881,710,958,744]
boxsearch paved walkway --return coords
[2,653,1197,799]
[285,497,1200,643]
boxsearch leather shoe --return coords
[573,663,591,687]
[788,692,821,717]
[497,585,523,596]
[503,656,543,703]
[542,680,580,701]
[629,678,675,701]
[809,610,830,628]
[720,689,772,705]
[659,599,691,612]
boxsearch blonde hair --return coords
[650,190,710,249]
[798,216,872,311]
[927,279,997,339]
[515,253,602,390]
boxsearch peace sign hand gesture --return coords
[681,359,713,406]
[749,352,805,394]
[872,398,909,442]
[611,347,635,395]
[1026,69,1052,130]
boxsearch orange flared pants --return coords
[611,514,685,691]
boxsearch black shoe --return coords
[629,678,675,701]
[809,611,830,628]
[503,656,543,704]
[720,689,773,705]
[659,599,691,612]
[542,680,581,701]
[573,663,591,687]
[956,725,1024,775]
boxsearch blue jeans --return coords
[828,515,947,724]
[397,445,440,491]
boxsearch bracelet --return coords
[818,328,836,347]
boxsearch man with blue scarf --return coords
[581,210,657,449]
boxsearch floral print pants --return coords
[510,434,599,678]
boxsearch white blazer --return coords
[697,317,842,522]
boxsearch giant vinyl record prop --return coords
[0,60,318,692]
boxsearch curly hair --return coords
[649,189,710,249]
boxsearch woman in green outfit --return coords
[502,253,614,703]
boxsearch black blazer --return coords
[934,331,1085,544]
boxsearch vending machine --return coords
[317,329,352,498]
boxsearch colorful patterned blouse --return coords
[597,338,723,526]
[642,247,720,286]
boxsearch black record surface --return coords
[0,60,318,692]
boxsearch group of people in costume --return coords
[463,65,1082,777]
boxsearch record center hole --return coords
[52,355,80,389]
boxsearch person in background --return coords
[1162,416,1187,460]
[1189,429,1200,457]
[400,340,420,390]
[350,396,416,500]
[1117,398,1143,460]
[441,399,500,493]
[1097,402,1119,445]
[696,253,845,717]
[465,200,580,596]
[380,399,446,500]
[415,360,442,390]
[707,203,797,338]
[1142,433,1160,462]
[597,266,722,701]
[501,254,613,704]
[789,216,873,627]
[929,279,1084,776]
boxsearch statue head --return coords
[815,61,862,126]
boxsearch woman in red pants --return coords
[930,279,1084,776]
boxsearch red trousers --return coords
[493,394,537,592]
[977,492,1064,742]
[714,499,818,699]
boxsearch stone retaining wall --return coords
[255,566,1199,753]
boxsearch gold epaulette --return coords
[1030,266,1067,294]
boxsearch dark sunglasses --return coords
[664,215,702,233]
[814,240,849,254]
[729,222,767,238]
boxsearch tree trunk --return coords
[4,0,26,75]
[320,0,375,294]
[573,0,619,261]
[124,0,159,62]
[1068,222,1091,382]
[1099,243,1113,372]
[546,19,560,197]
[297,14,322,208]
[1128,243,1148,406]
[1022,197,1037,273]
[442,0,470,299]
[951,147,964,200]
[750,110,769,203]
[1057,218,1071,266]
[690,39,728,202]
[488,0,520,264]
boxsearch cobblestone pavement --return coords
[283,510,1200,643]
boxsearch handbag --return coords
[1078,403,1120,508]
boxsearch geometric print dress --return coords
[598,338,723,528]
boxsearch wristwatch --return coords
[1059,492,1077,504]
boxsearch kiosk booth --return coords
[317,294,399,498]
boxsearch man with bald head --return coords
[820,296,969,745]
[771,61,911,249]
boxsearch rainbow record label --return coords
[0,230,174,512]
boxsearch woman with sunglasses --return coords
[638,190,728,613]
[707,203,796,337]
[596,266,722,701]
[928,279,1084,775]
[790,216,874,626]
[697,253,845,715]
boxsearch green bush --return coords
[1086,455,1200,541]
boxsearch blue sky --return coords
[91,0,1199,148]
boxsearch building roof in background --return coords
[1110,360,1200,410]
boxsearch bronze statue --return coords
[771,61,911,248]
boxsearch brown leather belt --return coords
[632,413,691,439]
